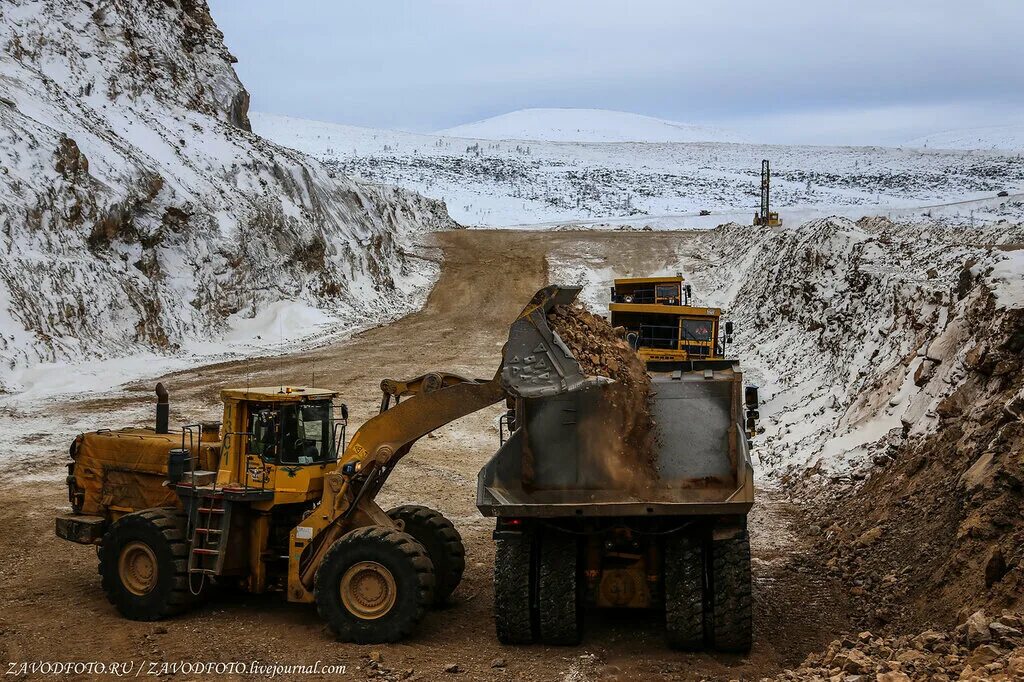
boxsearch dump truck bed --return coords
[477,365,754,517]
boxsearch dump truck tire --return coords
[664,534,705,650]
[708,531,753,653]
[314,526,434,643]
[538,528,580,645]
[98,508,192,621]
[387,505,465,605]
[494,530,535,644]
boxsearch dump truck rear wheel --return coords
[314,526,434,643]
[98,508,192,621]
[664,534,705,650]
[538,527,580,645]
[708,531,753,652]
[494,529,535,644]
[386,505,465,605]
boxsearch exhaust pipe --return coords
[155,382,169,434]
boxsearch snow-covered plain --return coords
[908,123,1024,151]
[438,108,746,144]
[254,112,1024,228]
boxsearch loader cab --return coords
[609,275,727,364]
[214,386,348,502]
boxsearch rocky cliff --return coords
[0,0,456,392]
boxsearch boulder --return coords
[966,610,992,646]
[967,644,1001,668]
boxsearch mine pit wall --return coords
[0,0,457,390]
[684,217,1024,630]
[811,286,1024,630]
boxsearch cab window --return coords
[655,284,679,303]
[248,400,333,464]
[682,318,714,342]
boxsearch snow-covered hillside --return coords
[908,123,1024,151]
[0,0,454,394]
[255,112,1024,227]
[437,108,745,144]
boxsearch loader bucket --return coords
[501,285,610,398]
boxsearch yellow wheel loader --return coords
[56,286,593,642]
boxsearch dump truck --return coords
[609,275,730,364]
[478,283,758,651]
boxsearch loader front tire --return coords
[494,529,535,644]
[707,531,753,653]
[537,527,580,645]
[98,508,192,621]
[314,526,434,643]
[664,534,706,650]
[386,505,465,605]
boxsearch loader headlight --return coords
[624,295,633,303]
[342,461,357,476]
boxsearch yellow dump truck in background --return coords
[609,275,732,364]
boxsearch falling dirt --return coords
[546,303,659,488]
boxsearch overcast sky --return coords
[208,0,1024,145]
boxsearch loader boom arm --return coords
[293,284,594,592]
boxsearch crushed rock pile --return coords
[546,304,658,484]
[771,610,1024,681]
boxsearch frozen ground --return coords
[254,112,1024,228]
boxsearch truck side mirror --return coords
[744,385,759,407]
[725,320,734,335]
[340,403,349,421]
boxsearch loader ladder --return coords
[188,492,232,576]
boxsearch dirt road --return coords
[0,230,849,681]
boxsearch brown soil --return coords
[797,289,1024,641]
[546,303,658,487]
[0,229,851,681]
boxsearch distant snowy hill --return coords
[437,108,746,144]
[255,112,1024,228]
[907,124,1024,151]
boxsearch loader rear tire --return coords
[314,526,434,643]
[707,531,753,653]
[664,534,705,651]
[494,529,535,644]
[537,527,580,645]
[98,508,192,621]
[386,505,465,605]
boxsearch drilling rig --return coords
[753,159,782,227]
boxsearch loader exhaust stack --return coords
[155,382,169,434]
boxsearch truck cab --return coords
[609,275,726,364]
